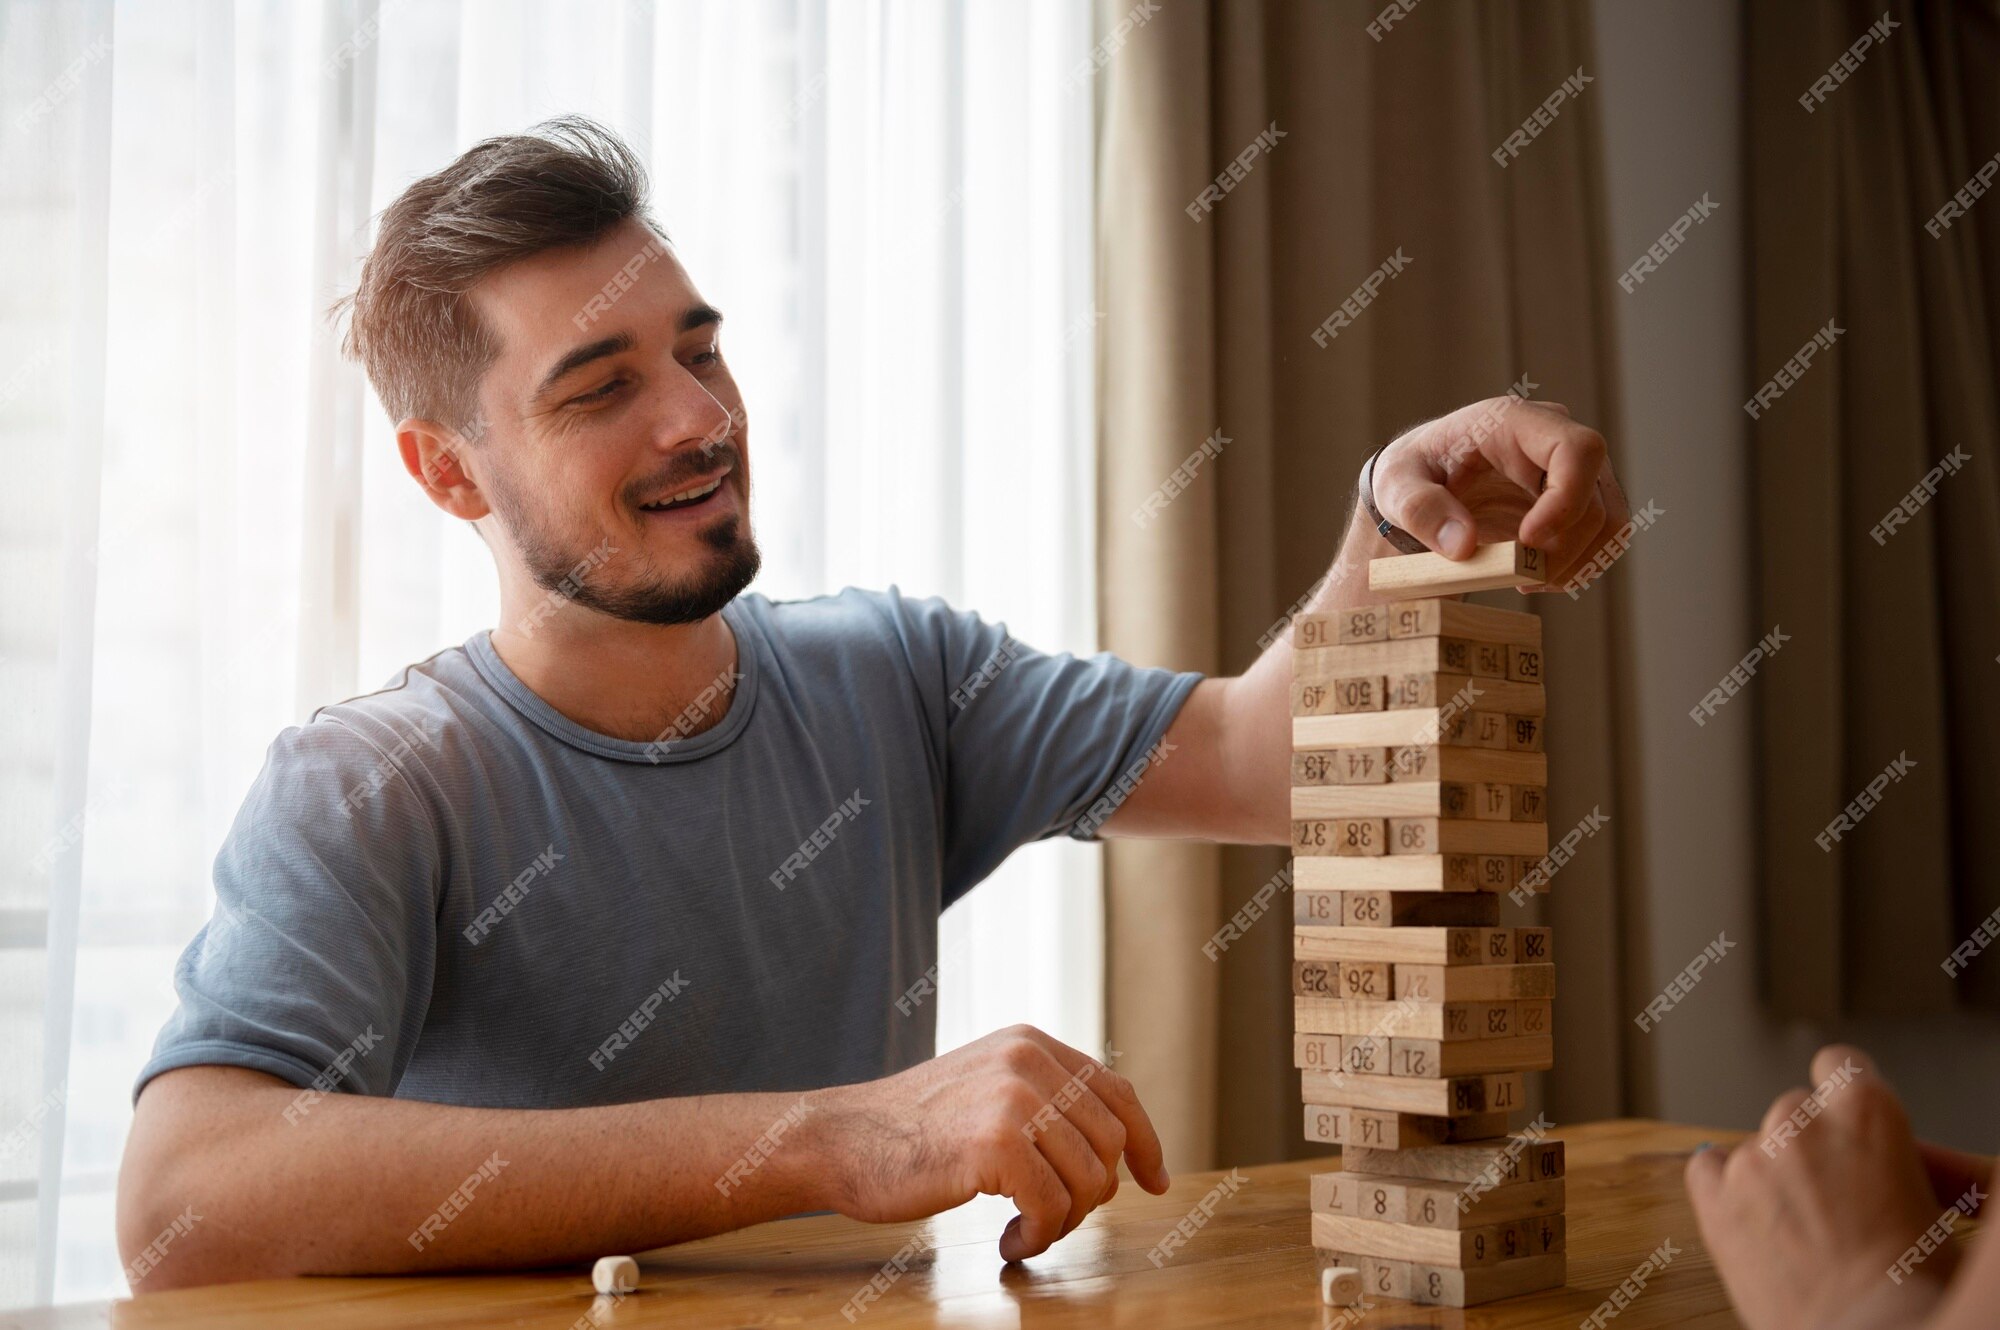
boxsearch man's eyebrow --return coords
[681,304,723,333]
[532,331,635,403]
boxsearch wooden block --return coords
[1335,959,1394,1000]
[1387,1033,1554,1077]
[1292,818,1388,856]
[1387,818,1548,857]
[1455,711,1513,750]
[1394,962,1555,1002]
[1293,636,1483,680]
[1514,999,1552,1036]
[1291,747,1389,785]
[1387,670,1534,713]
[1293,888,1342,924]
[1294,1033,1341,1071]
[1470,782,1513,821]
[1320,1265,1365,1307]
[1310,1210,1546,1268]
[1342,1137,1566,1185]
[1297,678,1400,717]
[1301,1069,1525,1117]
[1338,1034,1391,1077]
[1293,854,1488,893]
[1293,706,1488,750]
[1339,891,1500,929]
[1416,1177,1566,1230]
[1507,643,1543,682]
[1304,1104,1513,1150]
[1506,714,1544,751]
[1510,784,1548,822]
[1407,1252,1566,1307]
[1513,926,1552,962]
[1295,926,1514,966]
[1292,782,1488,821]
[1513,855,1549,894]
[1356,1253,1412,1300]
[1385,746,1547,785]
[1367,542,1546,597]
[1469,640,1512,679]
[1385,599,1542,646]
[1318,1172,1408,1221]
[1292,959,1340,998]
[1295,997,1518,1041]
[1293,606,1390,647]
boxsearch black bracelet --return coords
[1359,447,1429,555]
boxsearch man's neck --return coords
[486,596,742,746]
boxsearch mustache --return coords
[624,438,742,504]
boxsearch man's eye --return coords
[690,347,720,366]
[570,377,626,406]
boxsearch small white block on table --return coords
[593,1254,640,1294]
[1321,1263,1364,1306]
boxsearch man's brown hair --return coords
[333,115,667,434]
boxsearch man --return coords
[116,117,1628,1288]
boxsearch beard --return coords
[486,451,762,627]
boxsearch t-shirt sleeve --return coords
[878,590,1203,905]
[133,718,442,1103]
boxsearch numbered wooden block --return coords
[1342,1137,1566,1185]
[1294,706,1508,750]
[1513,926,1553,962]
[1291,818,1388,856]
[1508,643,1543,682]
[1293,636,1485,682]
[1291,783,1484,821]
[1510,785,1548,822]
[1310,1208,1548,1268]
[1387,818,1549,858]
[1387,1033,1554,1078]
[1506,714,1544,751]
[1293,1033,1342,1071]
[1291,959,1339,998]
[1385,598,1542,646]
[1386,672,1543,715]
[1293,606,1390,647]
[1292,854,1488,893]
[1300,1069,1525,1117]
[1338,890,1500,929]
[1291,747,1389,785]
[1336,960,1395,1000]
[1514,999,1552,1036]
[1295,996,1512,1042]
[1295,925,1513,967]
[1367,541,1546,598]
[1333,675,1387,713]
[1385,746,1548,785]
[1394,962,1555,1002]
[1305,1104,1514,1150]
[1406,1253,1566,1307]
[1293,889,1341,924]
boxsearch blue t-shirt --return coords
[136,588,1201,1109]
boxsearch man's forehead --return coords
[469,222,703,365]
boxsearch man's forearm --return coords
[120,1066,844,1288]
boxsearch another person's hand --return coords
[818,1025,1170,1261]
[1686,1045,1973,1330]
[1365,397,1630,589]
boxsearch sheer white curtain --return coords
[0,0,1099,1306]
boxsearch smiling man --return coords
[117,117,1629,1288]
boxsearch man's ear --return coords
[398,418,492,522]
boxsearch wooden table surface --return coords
[8,1119,1744,1329]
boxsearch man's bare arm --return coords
[1101,396,1625,845]
[119,1025,1169,1290]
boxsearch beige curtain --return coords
[1098,0,1642,1171]
[1750,1,2000,1019]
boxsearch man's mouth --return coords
[637,472,728,516]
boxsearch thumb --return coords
[1375,465,1479,560]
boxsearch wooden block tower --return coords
[1292,541,1567,1308]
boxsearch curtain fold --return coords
[1098,0,1642,1170]
[1749,0,2000,1019]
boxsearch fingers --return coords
[1372,451,1479,559]
[995,1138,1072,1263]
[1761,1087,1815,1142]
[1685,1141,1728,1212]
[1022,1031,1170,1194]
[1022,1111,1109,1239]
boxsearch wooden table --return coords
[10,1119,1743,1328]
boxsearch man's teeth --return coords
[641,477,723,510]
